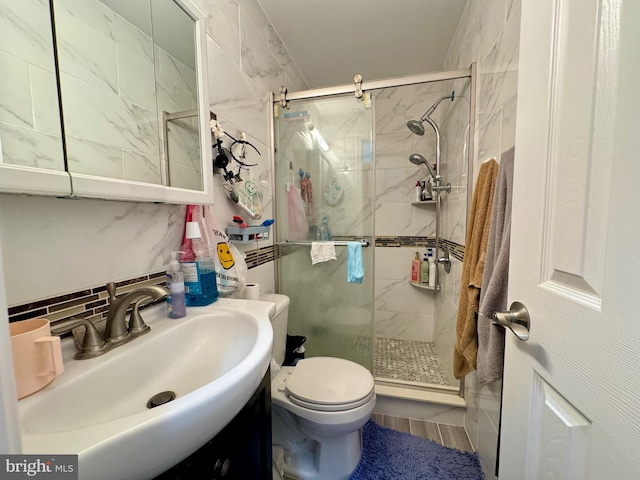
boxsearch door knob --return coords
[492,301,530,341]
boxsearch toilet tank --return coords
[260,294,289,366]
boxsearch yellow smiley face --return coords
[217,242,235,269]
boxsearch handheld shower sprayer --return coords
[406,91,455,136]
[408,153,436,178]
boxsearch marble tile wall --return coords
[154,45,201,191]
[0,0,65,171]
[373,83,448,349]
[274,96,372,242]
[0,0,305,308]
[438,0,522,478]
[6,245,277,325]
[271,95,375,369]
[427,77,472,391]
[55,0,201,188]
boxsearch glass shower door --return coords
[274,94,374,371]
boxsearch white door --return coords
[499,0,640,478]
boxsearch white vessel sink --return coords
[18,298,274,480]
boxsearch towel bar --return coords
[276,239,370,247]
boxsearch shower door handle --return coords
[492,302,530,341]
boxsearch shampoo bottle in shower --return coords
[411,252,421,283]
[421,253,430,285]
[414,181,422,202]
[428,255,436,288]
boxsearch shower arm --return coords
[422,116,443,186]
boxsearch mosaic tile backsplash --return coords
[7,245,277,326]
[6,238,461,326]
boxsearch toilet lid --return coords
[286,357,374,408]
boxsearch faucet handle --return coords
[51,317,111,359]
[106,282,117,301]
[128,299,151,335]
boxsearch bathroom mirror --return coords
[54,0,213,203]
[0,0,70,195]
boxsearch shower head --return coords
[409,153,436,178]
[406,91,455,136]
[407,120,426,136]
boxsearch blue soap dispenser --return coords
[182,222,219,306]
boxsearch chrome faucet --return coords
[104,282,168,346]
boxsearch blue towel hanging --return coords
[347,242,364,284]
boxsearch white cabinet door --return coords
[500,0,640,478]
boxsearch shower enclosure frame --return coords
[269,64,478,397]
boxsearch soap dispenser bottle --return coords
[182,222,219,306]
[166,251,186,318]
[320,217,331,241]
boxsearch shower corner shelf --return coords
[410,281,440,291]
[410,200,436,206]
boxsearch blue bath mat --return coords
[349,420,484,480]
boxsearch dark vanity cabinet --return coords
[155,368,272,480]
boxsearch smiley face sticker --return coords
[217,242,235,270]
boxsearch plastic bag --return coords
[181,205,247,297]
[224,168,263,220]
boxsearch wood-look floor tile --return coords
[371,413,385,425]
[409,419,442,444]
[383,415,411,433]
[438,423,474,452]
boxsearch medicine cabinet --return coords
[0,0,213,204]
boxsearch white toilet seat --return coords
[272,358,376,426]
[285,357,375,406]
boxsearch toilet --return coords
[261,294,376,480]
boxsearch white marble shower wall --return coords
[439,0,522,478]
[373,83,446,343]
[0,0,65,171]
[314,103,372,238]
[274,96,372,240]
[428,76,472,386]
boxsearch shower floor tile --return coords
[352,336,450,386]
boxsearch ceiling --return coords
[258,0,467,89]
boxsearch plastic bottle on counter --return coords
[166,251,186,318]
[182,222,218,306]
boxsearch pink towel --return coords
[287,185,308,240]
